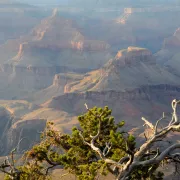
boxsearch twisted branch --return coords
[80,100,180,180]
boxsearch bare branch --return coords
[116,99,180,179]
[84,103,89,110]
[142,117,154,130]
[154,113,165,135]
[79,132,91,147]
[136,143,180,166]
[79,131,123,168]
[103,142,112,157]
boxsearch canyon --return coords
[2,84,180,154]
[0,3,180,174]
[0,10,112,99]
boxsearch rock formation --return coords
[0,10,112,99]
[43,84,180,128]
[28,46,180,104]
[0,104,46,155]
[60,47,180,93]
[6,119,46,154]
[30,73,84,103]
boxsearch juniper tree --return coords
[2,100,180,180]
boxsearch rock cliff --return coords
[43,84,180,128]
[6,119,46,154]
[0,106,15,155]
[61,47,180,93]
[28,46,180,104]
[9,10,111,67]
[30,73,84,104]
[0,107,13,142]
[0,104,46,155]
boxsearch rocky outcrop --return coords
[53,74,71,87]
[28,10,110,52]
[53,73,83,88]
[3,84,179,154]
[0,107,13,139]
[29,73,84,104]
[60,47,180,93]
[114,46,154,67]
[0,104,46,155]
[0,107,15,155]
[0,100,39,117]
[113,6,180,53]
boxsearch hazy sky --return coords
[14,0,180,6]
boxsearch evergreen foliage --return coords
[2,106,166,179]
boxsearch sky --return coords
[9,0,180,7]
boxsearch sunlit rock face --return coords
[114,47,154,66]
[57,47,179,93]
[29,46,180,105]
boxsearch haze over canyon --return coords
[0,0,180,179]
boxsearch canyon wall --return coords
[47,84,180,110]
[6,119,46,154]
[44,84,180,129]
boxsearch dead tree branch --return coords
[80,100,180,180]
